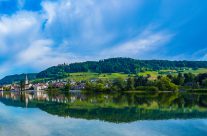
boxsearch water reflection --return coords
[1,91,207,123]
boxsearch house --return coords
[34,83,48,91]
[71,83,86,90]
[52,82,65,88]
[11,84,20,91]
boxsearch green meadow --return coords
[57,68,207,81]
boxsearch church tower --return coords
[25,74,29,85]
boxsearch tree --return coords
[202,79,207,88]
[20,80,25,92]
[85,81,93,91]
[63,82,71,91]
[96,83,105,91]
[173,73,184,85]
[167,74,173,80]
[184,73,195,84]
[157,77,178,91]
[126,77,135,90]
[134,76,148,87]
[196,73,207,85]
[112,78,125,91]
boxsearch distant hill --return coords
[0,73,37,85]
[37,57,207,78]
[1,58,207,85]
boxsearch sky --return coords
[0,0,207,77]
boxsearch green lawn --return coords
[138,68,207,80]
[33,68,207,82]
[67,72,131,81]
[66,68,207,81]
[183,68,207,75]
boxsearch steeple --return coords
[25,74,29,85]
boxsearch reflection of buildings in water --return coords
[25,97,28,108]
[70,96,76,103]
[5,94,10,99]
[51,96,69,104]
[33,91,49,101]
[0,90,87,105]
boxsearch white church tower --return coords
[25,74,29,85]
[24,74,31,90]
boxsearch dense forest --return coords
[37,58,207,78]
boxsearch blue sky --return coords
[0,0,207,77]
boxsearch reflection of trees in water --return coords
[1,92,207,123]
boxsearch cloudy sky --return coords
[0,0,207,77]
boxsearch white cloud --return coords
[100,30,173,58]
[41,0,142,49]
[0,11,41,54]
[0,8,77,74]
[17,39,53,64]
[0,0,173,77]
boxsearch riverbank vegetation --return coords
[82,72,207,92]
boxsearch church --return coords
[24,75,32,90]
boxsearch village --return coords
[0,75,88,108]
[0,75,87,92]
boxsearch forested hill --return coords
[1,58,207,84]
[0,73,37,85]
[36,58,207,78]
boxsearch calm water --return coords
[0,91,207,136]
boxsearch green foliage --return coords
[173,73,184,85]
[36,58,207,79]
[156,77,178,91]
[126,77,135,90]
[85,80,108,92]
[134,76,148,87]
[63,82,71,91]
[2,58,207,85]
[112,78,126,91]
[184,73,195,83]
[68,72,130,81]
[202,79,207,88]
[20,80,25,91]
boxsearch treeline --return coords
[84,76,178,92]
[37,58,207,78]
[84,73,207,92]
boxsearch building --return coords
[11,84,20,91]
[25,74,32,90]
[34,83,48,91]
[25,74,29,85]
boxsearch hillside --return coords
[1,58,207,85]
[0,73,37,85]
[37,58,207,79]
